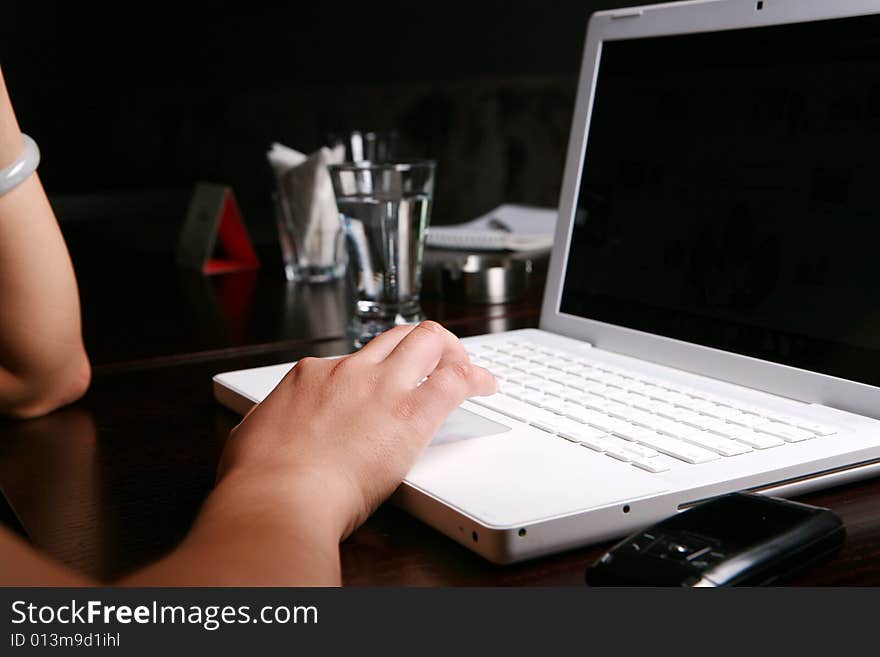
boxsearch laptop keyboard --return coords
[465,338,837,474]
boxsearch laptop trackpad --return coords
[430,407,511,446]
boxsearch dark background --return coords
[0,0,646,259]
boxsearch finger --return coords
[381,321,470,385]
[410,359,498,433]
[351,324,417,364]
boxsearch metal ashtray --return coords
[422,249,545,304]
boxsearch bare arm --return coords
[0,322,496,585]
[0,65,90,418]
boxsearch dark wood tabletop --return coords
[2,257,880,585]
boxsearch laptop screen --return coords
[560,12,880,387]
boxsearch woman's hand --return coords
[216,321,497,541]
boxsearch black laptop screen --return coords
[559,12,880,387]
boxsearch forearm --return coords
[0,66,90,418]
[1,470,344,586]
[0,67,24,166]
[120,471,344,586]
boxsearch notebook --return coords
[426,204,557,252]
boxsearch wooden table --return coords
[2,259,880,585]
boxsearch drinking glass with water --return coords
[328,161,436,348]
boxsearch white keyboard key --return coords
[520,376,547,390]
[620,390,647,404]
[692,391,727,405]
[683,399,720,413]
[728,413,767,428]
[735,403,773,416]
[678,414,720,431]
[580,395,616,412]
[556,424,607,444]
[470,393,534,422]
[763,412,803,425]
[530,411,582,434]
[646,388,680,403]
[665,392,695,406]
[611,424,658,443]
[600,401,632,418]
[491,355,518,367]
[497,380,526,396]
[610,405,646,423]
[549,417,591,437]
[656,406,703,423]
[581,371,608,384]
[625,408,660,427]
[646,416,694,437]
[700,404,744,420]
[553,373,588,389]
[520,393,548,408]
[547,371,572,384]
[603,374,632,388]
[580,383,612,396]
[724,427,785,449]
[584,414,632,434]
[603,388,635,404]
[631,433,720,464]
[755,422,815,442]
[629,397,669,413]
[600,434,637,450]
[505,387,533,402]
[539,396,570,415]
[606,446,651,463]
[561,389,585,403]
[612,441,659,458]
[565,379,595,393]
[695,418,740,436]
[707,422,761,441]
[578,434,619,452]
[795,421,837,436]
[524,407,569,430]
[531,380,569,396]
[558,403,592,423]
[631,458,671,473]
[633,375,665,386]
[674,429,752,456]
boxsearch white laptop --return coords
[215,0,880,564]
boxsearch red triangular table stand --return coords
[177,183,260,276]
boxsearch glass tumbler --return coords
[328,160,436,348]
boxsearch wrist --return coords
[209,464,356,545]
[127,468,346,586]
